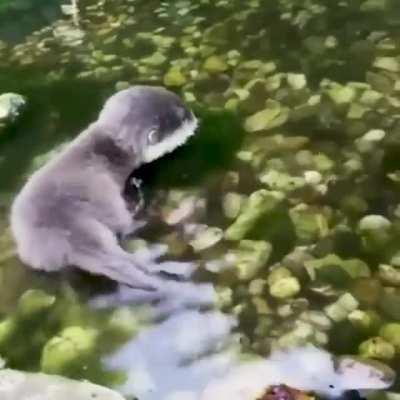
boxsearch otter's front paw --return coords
[133,243,169,262]
[152,261,197,279]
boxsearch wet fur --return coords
[10,86,202,295]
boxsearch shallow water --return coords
[1,0,400,398]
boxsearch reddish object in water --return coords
[259,385,315,400]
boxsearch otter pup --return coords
[10,86,199,291]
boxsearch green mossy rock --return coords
[243,100,289,132]
[225,190,284,241]
[41,326,98,374]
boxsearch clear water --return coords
[1,0,400,398]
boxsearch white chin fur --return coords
[142,117,198,163]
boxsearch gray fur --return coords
[10,86,200,292]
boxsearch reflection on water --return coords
[106,309,238,400]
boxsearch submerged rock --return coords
[325,293,359,322]
[227,239,272,281]
[373,57,400,73]
[0,369,125,400]
[244,100,289,132]
[259,170,305,192]
[269,275,301,299]
[304,254,371,282]
[0,93,26,131]
[203,55,228,74]
[41,326,98,374]
[380,323,400,353]
[359,337,395,361]
[164,67,187,87]
[189,225,224,252]
[289,205,329,244]
[325,83,356,105]
[225,190,284,241]
[223,192,246,219]
[18,289,55,317]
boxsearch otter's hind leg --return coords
[68,218,166,290]
[128,245,197,279]
[90,280,217,317]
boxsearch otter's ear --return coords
[335,357,395,390]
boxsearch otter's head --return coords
[97,86,197,164]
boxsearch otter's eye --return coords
[148,129,159,144]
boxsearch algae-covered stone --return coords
[238,134,309,169]
[18,289,55,317]
[359,337,395,361]
[252,297,272,315]
[41,326,98,374]
[347,103,369,120]
[366,71,393,93]
[228,240,272,281]
[189,226,223,252]
[0,318,16,347]
[265,73,284,91]
[325,293,359,322]
[373,57,400,72]
[359,90,384,106]
[356,129,386,152]
[289,204,329,243]
[164,67,187,87]
[379,264,400,286]
[348,309,381,333]
[326,84,356,105]
[249,279,267,296]
[299,311,332,331]
[362,129,386,142]
[352,278,383,307]
[259,170,305,192]
[115,81,131,91]
[361,0,387,11]
[216,286,233,309]
[287,73,307,90]
[225,190,284,241]
[0,93,26,130]
[359,215,391,231]
[162,191,205,226]
[313,153,334,172]
[222,192,246,219]
[380,288,400,320]
[380,323,400,351]
[276,320,318,348]
[142,51,167,66]
[267,267,292,286]
[203,55,228,73]
[269,276,301,299]
[244,100,289,132]
[304,254,371,281]
[359,215,392,251]
[304,170,322,185]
